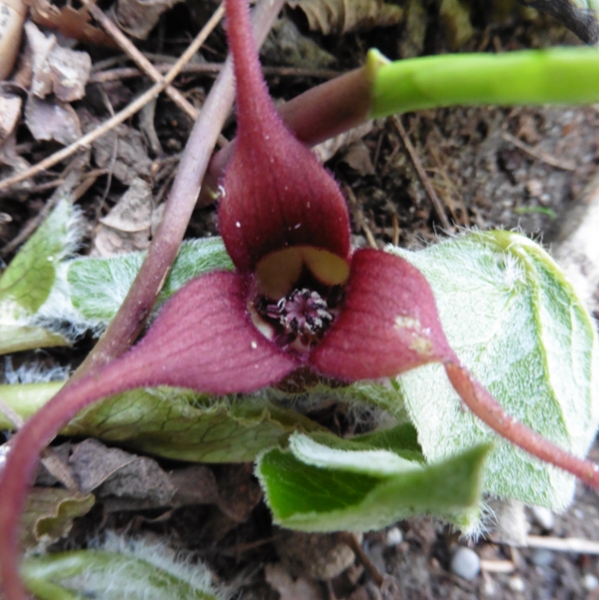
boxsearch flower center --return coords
[255,287,341,352]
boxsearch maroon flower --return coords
[2,0,599,598]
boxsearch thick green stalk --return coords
[371,47,599,118]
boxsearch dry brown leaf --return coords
[312,121,374,163]
[0,93,21,142]
[30,0,115,47]
[69,438,137,494]
[274,531,356,580]
[21,487,95,549]
[85,116,153,185]
[214,463,263,523]
[341,140,375,175]
[169,465,219,507]
[265,563,325,600]
[25,21,91,101]
[0,132,30,177]
[0,0,28,80]
[261,17,335,68]
[439,0,474,50]
[287,0,403,35]
[92,177,156,256]
[25,95,82,144]
[109,0,185,40]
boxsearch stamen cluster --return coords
[261,288,336,349]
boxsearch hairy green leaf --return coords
[0,384,325,463]
[22,534,226,600]
[389,231,599,511]
[67,238,233,327]
[0,200,75,353]
[257,431,491,531]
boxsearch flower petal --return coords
[218,0,351,274]
[126,271,300,393]
[310,249,456,380]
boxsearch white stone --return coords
[531,506,554,531]
[385,527,403,546]
[583,574,599,591]
[450,547,480,581]
[508,576,525,592]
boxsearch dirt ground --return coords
[2,1,599,599]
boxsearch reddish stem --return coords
[0,358,152,599]
[446,362,599,488]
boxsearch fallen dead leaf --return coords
[21,487,95,549]
[25,95,82,144]
[274,530,356,580]
[30,0,115,47]
[0,93,21,142]
[84,114,153,185]
[25,21,91,101]
[0,0,28,80]
[69,438,175,509]
[214,463,263,523]
[261,17,335,68]
[170,465,220,507]
[288,0,403,35]
[312,122,374,164]
[0,132,31,178]
[341,140,375,175]
[109,0,185,39]
[69,438,137,494]
[92,177,156,256]
[265,563,325,600]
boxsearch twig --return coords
[501,132,576,171]
[0,6,225,194]
[480,559,515,573]
[524,535,599,554]
[391,115,453,232]
[80,0,220,123]
[90,63,342,83]
[1,154,89,256]
[392,213,400,246]
[72,0,285,378]
[342,533,385,587]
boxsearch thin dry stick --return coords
[524,535,599,554]
[0,6,225,194]
[90,63,342,84]
[501,131,576,171]
[80,0,219,122]
[391,115,453,232]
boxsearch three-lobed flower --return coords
[2,0,599,598]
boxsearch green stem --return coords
[372,47,599,117]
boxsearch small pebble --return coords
[508,576,525,593]
[482,577,496,597]
[531,549,554,567]
[531,506,554,531]
[450,547,480,581]
[385,527,403,546]
[583,574,599,591]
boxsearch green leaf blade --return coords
[257,431,491,532]
[389,231,599,510]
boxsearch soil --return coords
[2,1,599,599]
